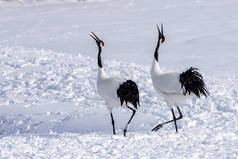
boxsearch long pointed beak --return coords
[90,34,98,42]
[90,32,102,43]
[156,24,161,35]
[92,32,100,40]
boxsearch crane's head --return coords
[90,32,104,48]
[156,24,165,44]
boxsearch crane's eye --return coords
[101,41,104,47]
[161,37,165,43]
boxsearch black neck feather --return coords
[154,38,160,62]
[98,46,103,68]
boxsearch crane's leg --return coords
[171,109,178,132]
[123,106,136,137]
[110,112,116,135]
[152,107,183,132]
[177,106,183,119]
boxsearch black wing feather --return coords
[179,67,209,98]
[117,80,140,109]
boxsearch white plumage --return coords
[90,32,140,136]
[151,59,190,107]
[151,24,208,132]
[97,68,124,112]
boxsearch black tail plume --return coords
[117,80,140,109]
[179,67,209,98]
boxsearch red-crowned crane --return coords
[150,24,209,132]
[90,32,140,137]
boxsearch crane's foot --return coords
[123,129,127,137]
[112,128,116,135]
[152,124,163,131]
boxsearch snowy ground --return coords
[0,0,238,158]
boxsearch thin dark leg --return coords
[152,107,183,132]
[110,113,116,135]
[171,109,178,133]
[177,106,183,119]
[123,106,136,137]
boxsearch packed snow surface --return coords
[0,0,238,158]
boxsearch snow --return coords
[0,0,238,158]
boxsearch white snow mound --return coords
[0,47,237,158]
